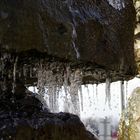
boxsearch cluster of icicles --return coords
[37,62,82,115]
[0,53,125,117]
[36,61,113,116]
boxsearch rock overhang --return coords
[0,0,137,84]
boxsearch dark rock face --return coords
[0,84,98,140]
[0,112,98,140]
[0,0,136,81]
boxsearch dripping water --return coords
[86,85,92,107]
[66,1,79,58]
[92,84,97,109]
[72,41,80,59]
[70,23,80,59]
[95,84,98,101]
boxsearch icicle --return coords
[56,89,60,112]
[63,66,71,112]
[105,78,111,108]
[85,84,89,96]
[37,61,65,111]
[95,84,98,101]
[92,84,95,106]
[36,60,84,115]
[86,85,92,107]
[48,86,54,112]
[120,81,125,111]
[37,64,45,97]
[79,85,83,111]
[69,69,82,116]
[63,89,69,113]
[49,85,59,112]
[53,86,60,112]
[12,56,18,94]
[53,88,56,112]
[63,66,70,94]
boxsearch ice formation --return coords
[37,61,83,114]
[105,78,111,107]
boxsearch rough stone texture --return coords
[0,111,98,140]
[0,84,98,140]
[0,0,136,82]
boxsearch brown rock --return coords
[0,0,136,81]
